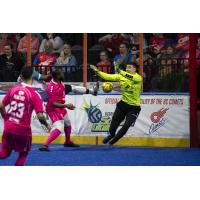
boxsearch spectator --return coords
[143,56,154,91]
[181,47,200,70]
[17,33,39,60]
[159,45,178,76]
[55,43,77,73]
[0,43,24,81]
[128,33,148,53]
[158,45,184,92]
[113,42,133,71]
[149,33,166,53]
[98,33,128,55]
[0,33,16,55]
[175,33,189,50]
[147,33,167,61]
[39,33,63,54]
[33,40,57,74]
[96,51,112,73]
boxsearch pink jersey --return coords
[2,83,44,135]
[46,79,67,122]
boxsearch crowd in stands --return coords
[0,33,82,82]
[0,33,199,92]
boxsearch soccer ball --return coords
[102,82,114,93]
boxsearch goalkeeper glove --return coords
[90,65,99,72]
[114,61,121,73]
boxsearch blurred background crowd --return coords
[0,33,199,92]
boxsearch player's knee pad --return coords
[72,85,86,94]
[52,120,64,133]
[64,115,71,127]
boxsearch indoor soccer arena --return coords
[0,33,199,166]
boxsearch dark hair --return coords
[100,50,108,56]
[51,66,63,79]
[45,33,54,39]
[21,66,33,80]
[120,42,129,49]
[63,43,72,48]
[126,62,139,69]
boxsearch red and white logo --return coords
[148,108,169,135]
[150,108,169,123]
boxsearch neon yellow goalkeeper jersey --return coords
[98,70,142,106]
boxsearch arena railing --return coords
[143,58,194,92]
[0,58,198,93]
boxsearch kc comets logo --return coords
[81,98,111,132]
[81,98,102,123]
[148,108,169,135]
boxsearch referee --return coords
[90,62,142,145]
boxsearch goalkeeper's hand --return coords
[114,61,121,73]
[90,65,99,72]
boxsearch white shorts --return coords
[52,114,71,133]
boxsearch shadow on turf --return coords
[35,145,193,152]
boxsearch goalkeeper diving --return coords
[90,61,142,145]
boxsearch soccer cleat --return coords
[103,134,114,144]
[93,81,99,96]
[64,141,80,147]
[39,145,50,152]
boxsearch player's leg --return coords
[12,133,32,166]
[70,82,99,96]
[0,150,11,159]
[39,120,64,151]
[0,131,12,159]
[103,106,126,144]
[109,108,141,145]
[0,149,12,159]
[15,151,28,166]
[63,115,79,147]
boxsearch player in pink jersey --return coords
[38,66,99,151]
[39,67,77,151]
[0,67,51,166]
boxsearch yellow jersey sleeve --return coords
[97,71,121,82]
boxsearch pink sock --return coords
[44,129,61,146]
[15,152,28,166]
[64,126,71,144]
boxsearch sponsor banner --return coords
[0,94,189,138]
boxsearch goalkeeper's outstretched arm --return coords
[90,65,120,82]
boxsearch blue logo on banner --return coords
[82,98,102,123]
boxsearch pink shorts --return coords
[1,131,32,153]
[47,110,67,123]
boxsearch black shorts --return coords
[116,100,141,114]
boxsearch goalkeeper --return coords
[90,62,142,145]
